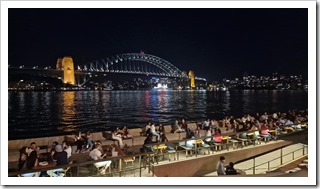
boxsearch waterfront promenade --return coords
[8,123,308,177]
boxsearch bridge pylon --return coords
[189,70,195,89]
[57,57,75,85]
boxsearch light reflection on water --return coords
[8,90,307,139]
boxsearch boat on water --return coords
[153,83,168,90]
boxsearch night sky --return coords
[9,8,308,81]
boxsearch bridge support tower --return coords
[57,57,75,85]
[189,70,195,89]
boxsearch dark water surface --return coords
[8,90,307,140]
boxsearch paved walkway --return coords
[204,143,307,176]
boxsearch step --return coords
[303,159,308,163]
[285,169,297,174]
[298,163,308,168]
[293,167,301,171]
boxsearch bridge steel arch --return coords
[80,53,186,78]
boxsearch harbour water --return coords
[8,90,307,140]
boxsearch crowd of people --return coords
[16,109,307,177]
[18,141,70,177]
[144,123,169,145]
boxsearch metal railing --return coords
[9,126,307,177]
[9,151,153,177]
[241,144,308,175]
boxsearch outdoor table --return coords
[222,136,231,140]
[247,133,254,139]
[268,129,277,137]
[153,144,167,159]
[103,145,125,172]
[33,162,57,177]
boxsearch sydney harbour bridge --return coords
[9,52,206,88]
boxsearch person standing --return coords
[216,156,227,176]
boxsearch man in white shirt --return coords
[89,144,111,174]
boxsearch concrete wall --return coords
[152,140,294,177]
[8,125,188,150]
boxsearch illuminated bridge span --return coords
[78,53,206,81]
[9,53,207,86]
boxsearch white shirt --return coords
[150,125,156,132]
[89,149,102,160]
[205,130,212,142]
[203,120,210,127]
[216,161,226,175]
[64,146,72,159]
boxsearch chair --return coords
[201,143,212,155]
[237,138,248,148]
[166,149,177,161]
[163,144,177,161]
[123,157,135,175]
[178,141,193,157]
[221,136,230,151]
[93,160,112,176]
[250,131,262,145]
[229,138,240,149]
[212,142,221,151]
[143,145,156,163]
[259,134,270,143]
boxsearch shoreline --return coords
[9,108,307,141]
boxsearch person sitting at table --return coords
[74,131,85,153]
[121,125,132,139]
[171,120,184,133]
[89,144,111,174]
[249,123,259,131]
[112,128,124,148]
[158,124,168,142]
[92,140,102,149]
[202,119,210,130]
[144,132,154,145]
[50,141,59,154]
[181,119,188,131]
[145,122,152,136]
[20,150,41,177]
[47,145,68,177]
[62,140,72,159]
[248,124,260,140]
[150,123,160,142]
[85,130,94,151]
[30,142,40,152]
[260,121,272,140]
[18,147,29,171]
[212,129,222,143]
[210,119,218,131]
[204,126,213,144]
[185,127,195,139]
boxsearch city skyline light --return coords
[9,8,308,82]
